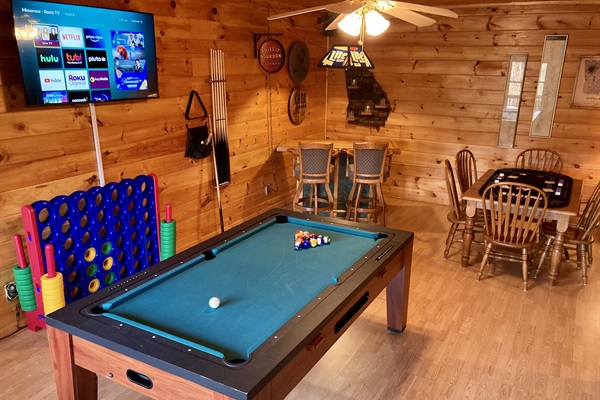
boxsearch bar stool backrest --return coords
[299,142,333,184]
[352,142,388,184]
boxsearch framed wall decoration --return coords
[571,55,600,109]
[498,54,528,148]
[530,35,568,138]
[288,85,307,125]
[258,38,285,73]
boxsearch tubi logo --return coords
[62,49,86,68]
[36,48,62,68]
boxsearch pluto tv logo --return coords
[62,49,85,68]
[36,48,62,68]
[86,50,108,69]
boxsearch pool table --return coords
[46,209,413,400]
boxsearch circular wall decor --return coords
[288,41,310,83]
[288,85,307,125]
[258,38,285,73]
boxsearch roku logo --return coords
[65,53,83,62]
[40,54,59,63]
[68,75,86,81]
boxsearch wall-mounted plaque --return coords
[288,41,310,83]
[288,85,307,125]
[258,38,285,73]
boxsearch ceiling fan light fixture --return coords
[337,12,362,36]
[364,10,390,36]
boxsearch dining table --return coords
[461,169,583,286]
[276,140,400,215]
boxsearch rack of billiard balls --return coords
[294,230,331,250]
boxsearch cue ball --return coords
[209,297,221,309]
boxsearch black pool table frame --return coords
[46,209,414,400]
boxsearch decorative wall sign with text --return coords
[288,85,307,125]
[288,41,310,83]
[258,38,285,73]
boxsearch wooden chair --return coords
[443,159,484,258]
[455,149,478,196]
[477,182,548,291]
[293,142,335,217]
[535,180,600,285]
[345,142,388,225]
[515,148,563,173]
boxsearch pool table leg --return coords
[386,239,413,332]
[47,326,98,400]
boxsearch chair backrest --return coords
[575,180,600,239]
[444,159,462,221]
[515,148,563,173]
[481,182,548,246]
[455,149,478,194]
[352,142,389,184]
[298,142,333,183]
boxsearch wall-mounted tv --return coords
[11,0,159,106]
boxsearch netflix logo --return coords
[59,27,84,48]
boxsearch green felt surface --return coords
[103,217,380,361]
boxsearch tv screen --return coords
[11,0,159,106]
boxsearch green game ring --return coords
[104,272,116,285]
[86,263,98,278]
[101,241,113,256]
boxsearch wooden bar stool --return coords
[345,142,388,226]
[293,142,335,217]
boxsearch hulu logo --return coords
[40,54,59,63]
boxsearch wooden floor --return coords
[1,201,598,400]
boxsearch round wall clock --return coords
[288,41,310,83]
[258,38,285,73]
[288,85,307,125]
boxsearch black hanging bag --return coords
[183,90,211,159]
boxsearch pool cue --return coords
[208,114,224,233]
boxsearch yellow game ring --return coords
[103,257,114,271]
[88,279,100,293]
[84,247,97,262]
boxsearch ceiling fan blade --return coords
[386,1,458,19]
[324,13,348,31]
[380,8,436,27]
[267,1,362,21]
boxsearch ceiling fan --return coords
[268,1,458,42]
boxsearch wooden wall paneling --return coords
[323,2,600,208]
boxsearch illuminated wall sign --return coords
[318,45,374,69]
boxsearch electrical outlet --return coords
[264,184,271,196]
[4,282,17,302]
